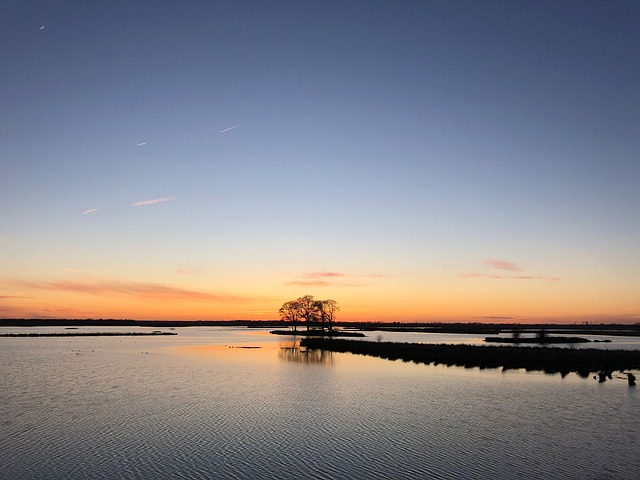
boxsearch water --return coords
[2,327,639,479]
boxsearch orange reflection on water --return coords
[173,340,334,366]
[278,342,334,365]
[174,342,278,364]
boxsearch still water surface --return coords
[2,327,639,479]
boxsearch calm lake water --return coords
[2,327,639,479]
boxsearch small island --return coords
[272,296,365,337]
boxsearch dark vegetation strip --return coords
[270,330,366,337]
[362,326,640,337]
[0,332,177,337]
[484,336,591,344]
[300,338,640,378]
[0,319,280,328]
[2,319,640,336]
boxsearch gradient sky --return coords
[2,1,639,323]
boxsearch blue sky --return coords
[1,1,639,322]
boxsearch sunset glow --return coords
[1,2,638,323]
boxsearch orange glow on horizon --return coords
[1,271,638,324]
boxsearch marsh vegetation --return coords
[300,338,640,379]
[270,329,365,337]
[484,335,591,344]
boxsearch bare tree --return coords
[279,300,301,332]
[318,299,339,332]
[279,296,340,333]
[296,295,319,332]
[315,300,327,331]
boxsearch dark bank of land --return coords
[2,319,639,337]
[0,331,177,337]
[484,336,593,344]
[270,329,366,338]
[0,318,278,328]
[300,338,640,380]
[356,323,640,337]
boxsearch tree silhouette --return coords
[278,295,339,332]
[278,300,301,332]
[297,295,318,331]
[317,299,339,332]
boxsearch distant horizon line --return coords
[1,318,639,327]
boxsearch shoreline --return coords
[484,336,592,344]
[1,319,639,337]
[300,338,640,379]
[269,329,366,338]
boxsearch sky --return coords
[1,1,639,323]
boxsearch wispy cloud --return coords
[136,142,147,147]
[513,275,561,281]
[0,305,28,316]
[463,273,505,279]
[483,259,521,271]
[286,280,366,287]
[18,279,252,302]
[304,272,348,279]
[287,280,333,287]
[132,197,174,207]
[463,273,560,281]
[463,258,559,281]
[0,295,34,299]
[286,271,386,287]
[83,208,99,215]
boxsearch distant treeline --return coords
[0,319,286,328]
[1,319,639,336]
[300,338,640,378]
[358,324,640,337]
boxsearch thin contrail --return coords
[82,208,98,215]
[136,142,147,147]
[220,124,241,133]
[132,197,174,207]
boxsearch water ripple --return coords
[2,332,639,479]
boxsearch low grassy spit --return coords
[300,338,640,378]
[0,331,177,337]
[484,336,591,344]
[270,330,365,338]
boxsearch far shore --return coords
[1,319,639,337]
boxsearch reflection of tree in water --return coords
[279,342,334,365]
